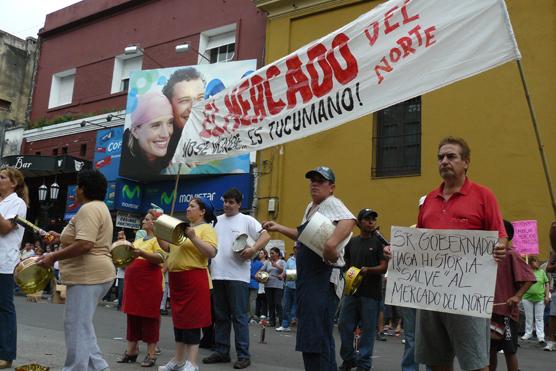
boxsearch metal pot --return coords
[110,240,136,268]
[154,214,190,245]
[255,271,270,283]
[285,269,297,281]
[232,233,258,259]
[343,266,363,296]
[13,257,54,295]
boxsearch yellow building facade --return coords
[253,0,556,258]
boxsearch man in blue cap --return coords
[263,166,355,371]
[338,208,388,371]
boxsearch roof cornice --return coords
[23,111,126,142]
[253,0,365,19]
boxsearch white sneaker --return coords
[544,341,556,351]
[184,361,199,371]
[276,326,291,332]
[521,334,532,340]
[158,358,186,371]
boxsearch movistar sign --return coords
[160,191,175,206]
[122,184,141,201]
[116,180,143,212]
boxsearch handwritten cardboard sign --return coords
[385,226,498,318]
[511,220,539,255]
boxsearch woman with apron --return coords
[118,211,166,367]
[262,166,355,371]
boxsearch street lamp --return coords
[123,44,164,68]
[38,181,60,231]
[175,42,212,63]
[38,184,48,202]
[50,182,60,201]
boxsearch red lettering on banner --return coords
[326,33,358,85]
[374,57,393,84]
[224,89,243,129]
[389,47,402,63]
[249,74,266,122]
[363,2,420,48]
[200,100,218,138]
[264,65,286,115]
[408,25,423,46]
[306,43,333,98]
[424,26,437,47]
[384,6,400,35]
[373,24,436,84]
[401,0,419,24]
[236,79,253,126]
[397,36,415,57]
[285,55,313,108]
[364,22,379,46]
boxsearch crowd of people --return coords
[1,136,556,371]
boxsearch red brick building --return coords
[19,0,266,228]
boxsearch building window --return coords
[0,99,11,111]
[111,54,143,94]
[372,97,421,178]
[35,151,41,155]
[80,143,87,157]
[48,68,76,108]
[62,146,68,154]
[198,24,236,64]
[209,43,235,64]
[52,148,58,156]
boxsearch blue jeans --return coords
[212,280,250,359]
[0,274,16,361]
[338,295,379,370]
[281,286,297,328]
[402,307,432,371]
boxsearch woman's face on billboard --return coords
[132,117,174,161]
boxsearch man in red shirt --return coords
[415,137,507,371]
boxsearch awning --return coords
[0,155,92,177]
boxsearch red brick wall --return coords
[31,0,267,122]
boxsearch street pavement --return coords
[12,296,555,370]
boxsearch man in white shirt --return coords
[203,188,270,369]
[19,242,35,260]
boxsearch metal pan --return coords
[13,257,54,295]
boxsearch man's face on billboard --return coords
[170,78,205,129]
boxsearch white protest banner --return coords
[384,226,498,318]
[173,0,520,162]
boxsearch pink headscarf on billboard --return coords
[131,92,173,128]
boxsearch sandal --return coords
[117,351,138,363]
[141,355,157,367]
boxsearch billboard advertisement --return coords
[119,60,256,181]
[142,174,253,214]
[94,127,124,181]
[114,179,143,213]
[64,182,116,220]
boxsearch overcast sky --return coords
[1,0,82,39]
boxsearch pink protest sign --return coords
[511,220,539,255]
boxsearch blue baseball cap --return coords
[305,166,335,183]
